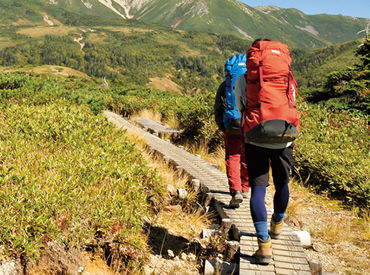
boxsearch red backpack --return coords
[243,40,300,143]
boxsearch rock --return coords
[204,260,216,275]
[204,259,239,275]
[294,230,312,248]
[188,253,196,262]
[192,179,201,192]
[202,228,216,239]
[309,259,322,275]
[177,188,188,199]
[180,252,187,261]
[167,184,177,196]
[0,261,20,275]
[167,249,175,258]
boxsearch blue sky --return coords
[239,0,370,18]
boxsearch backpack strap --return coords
[258,60,264,88]
[287,70,299,106]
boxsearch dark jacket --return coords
[214,81,226,131]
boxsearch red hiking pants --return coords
[224,132,249,193]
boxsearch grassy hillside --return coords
[262,7,368,44]
[0,17,250,93]
[0,2,364,94]
[0,0,367,95]
[292,40,362,88]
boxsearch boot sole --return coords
[269,230,282,239]
[256,255,272,264]
[229,198,243,208]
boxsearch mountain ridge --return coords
[43,0,369,48]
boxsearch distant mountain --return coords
[0,0,364,92]
[39,0,369,48]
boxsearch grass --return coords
[1,65,89,78]
[0,41,16,50]
[183,142,226,174]
[16,26,78,38]
[131,109,163,123]
[0,99,166,272]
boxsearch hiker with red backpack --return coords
[214,54,250,208]
[235,39,300,264]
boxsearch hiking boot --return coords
[270,219,284,238]
[242,190,250,198]
[229,191,243,208]
[254,237,272,264]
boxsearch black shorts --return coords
[244,143,293,187]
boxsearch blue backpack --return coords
[223,54,247,133]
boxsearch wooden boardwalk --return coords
[133,117,182,138]
[104,111,311,275]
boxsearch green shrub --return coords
[294,101,369,208]
[0,74,165,267]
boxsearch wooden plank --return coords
[275,268,311,275]
[274,261,311,271]
[272,249,307,258]
[272,244,304,252]
[273,255,308,265]
[240,257,275,271]
[240,270,276,275]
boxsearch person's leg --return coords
[245,143,272,263]
[244,144,270,240]
[270,146,293,236]
[250,185,268,239]
[224,132,243,193]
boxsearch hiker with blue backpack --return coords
[235,39,300,264]
[214,54,250,209]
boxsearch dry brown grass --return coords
[131,109,162,123]
[101,26,153,34]
[184,142,226,173]
[86,32,107,44]
[147,77,182,94]
[16,26,77,38]
[0,40,16,50]
[130,109,181,136]
[1,65,89,78]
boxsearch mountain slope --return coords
[0,0,364,93]
[42,0,369,48]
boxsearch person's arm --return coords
[214,81,226,131]
[234,74,246,115]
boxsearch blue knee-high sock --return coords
[250,185,269,240]
[273,183,289,222]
